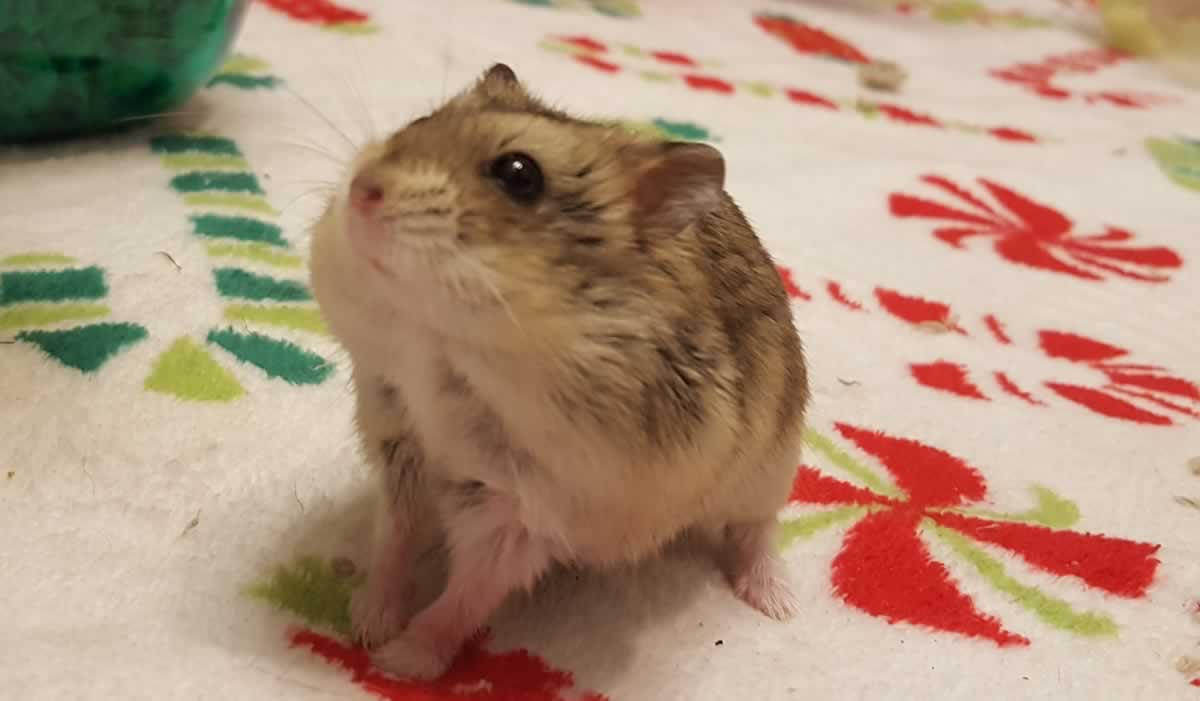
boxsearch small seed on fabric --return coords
[180,510,201,537]
[859,60,907,92]
[156,250,183,271]
[915,316,958,334]
[1176,655,1200,675]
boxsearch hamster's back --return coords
[689,194,809,516]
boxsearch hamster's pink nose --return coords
[349,174,384,213]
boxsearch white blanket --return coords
[3,1,1199,699]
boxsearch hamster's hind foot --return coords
[720,520,800,621]
[372,629,454,681]
[732,559,799,621]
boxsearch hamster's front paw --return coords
[350,585,410,649]
[372,630,454,681]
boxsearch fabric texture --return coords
[2,1,1199,699]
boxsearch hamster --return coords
[309,63,810,680]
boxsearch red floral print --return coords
[911,362,988,400]
[777,266,812,300]
[932,346,1194,428]
[876,103,941,127]
[259,0,370,27]
[907,331,1199,426]
[683,75,734,93]
[776,267,1199,426]
[557,36,608,53]
[988,127,1038,143]
[291,629,608,701]
[1038,331,1200,424]
[544,36,1039,144]
[990,49,1172,108]
[889,175,1183,282]
[826,281,865,311]
[754,13,871,63]
[650,50,696,67]
[875,288,963,332]
[786,89,838,110]
[789,423,1161,645]
[577,55,620,73]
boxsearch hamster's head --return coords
[311,63,726,348]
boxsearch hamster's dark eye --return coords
[490,152,544,204]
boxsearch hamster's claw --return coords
[350,585,410,649]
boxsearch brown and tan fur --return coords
[309,64,809,680]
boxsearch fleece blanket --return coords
[2,0,1199,699]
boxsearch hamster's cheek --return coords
[344,209,390,265]
[311,203,373,298]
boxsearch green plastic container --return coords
[0,0,250,143]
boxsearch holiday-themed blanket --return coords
[2,1,1199,699]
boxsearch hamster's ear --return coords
[633,142,725,233]
[475,63,522,98]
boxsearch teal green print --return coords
[214,268,312,302]
[171,172,264,195]
[17,323,148,373]
[150,134,241,157]
[150,131,335,402]
[208,328,334,385]
[190,215,286,246]
[0,268,107,305]
[1,257,148,373]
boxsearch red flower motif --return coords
[777,266,812,300]
[875,288,963,332]
[911,362,988,400]
[988,127,1037,143]
[557,36,608,53]
[889,175,1183,282]
[650,50,696,67]
[876,103,941,127]
[683,75,734,94]
[775,266,1199,426]
[786,88,838,110]
[910,329,1200,426]
[1039,331,1200,424]
[754,13,870,63]
[990,49,1174,108]
[790,423,1161,645]
[291,628,608,701]
[259,0,370,26]
[576,55,620,74]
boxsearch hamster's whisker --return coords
[278,178,340,191]
[465,260,521,330]
[281,83,359,155]
[114,109,204,124]
[279,187,336,216]
[347,45,379,144]
[276,139,348,168]
[439,35,455,104]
